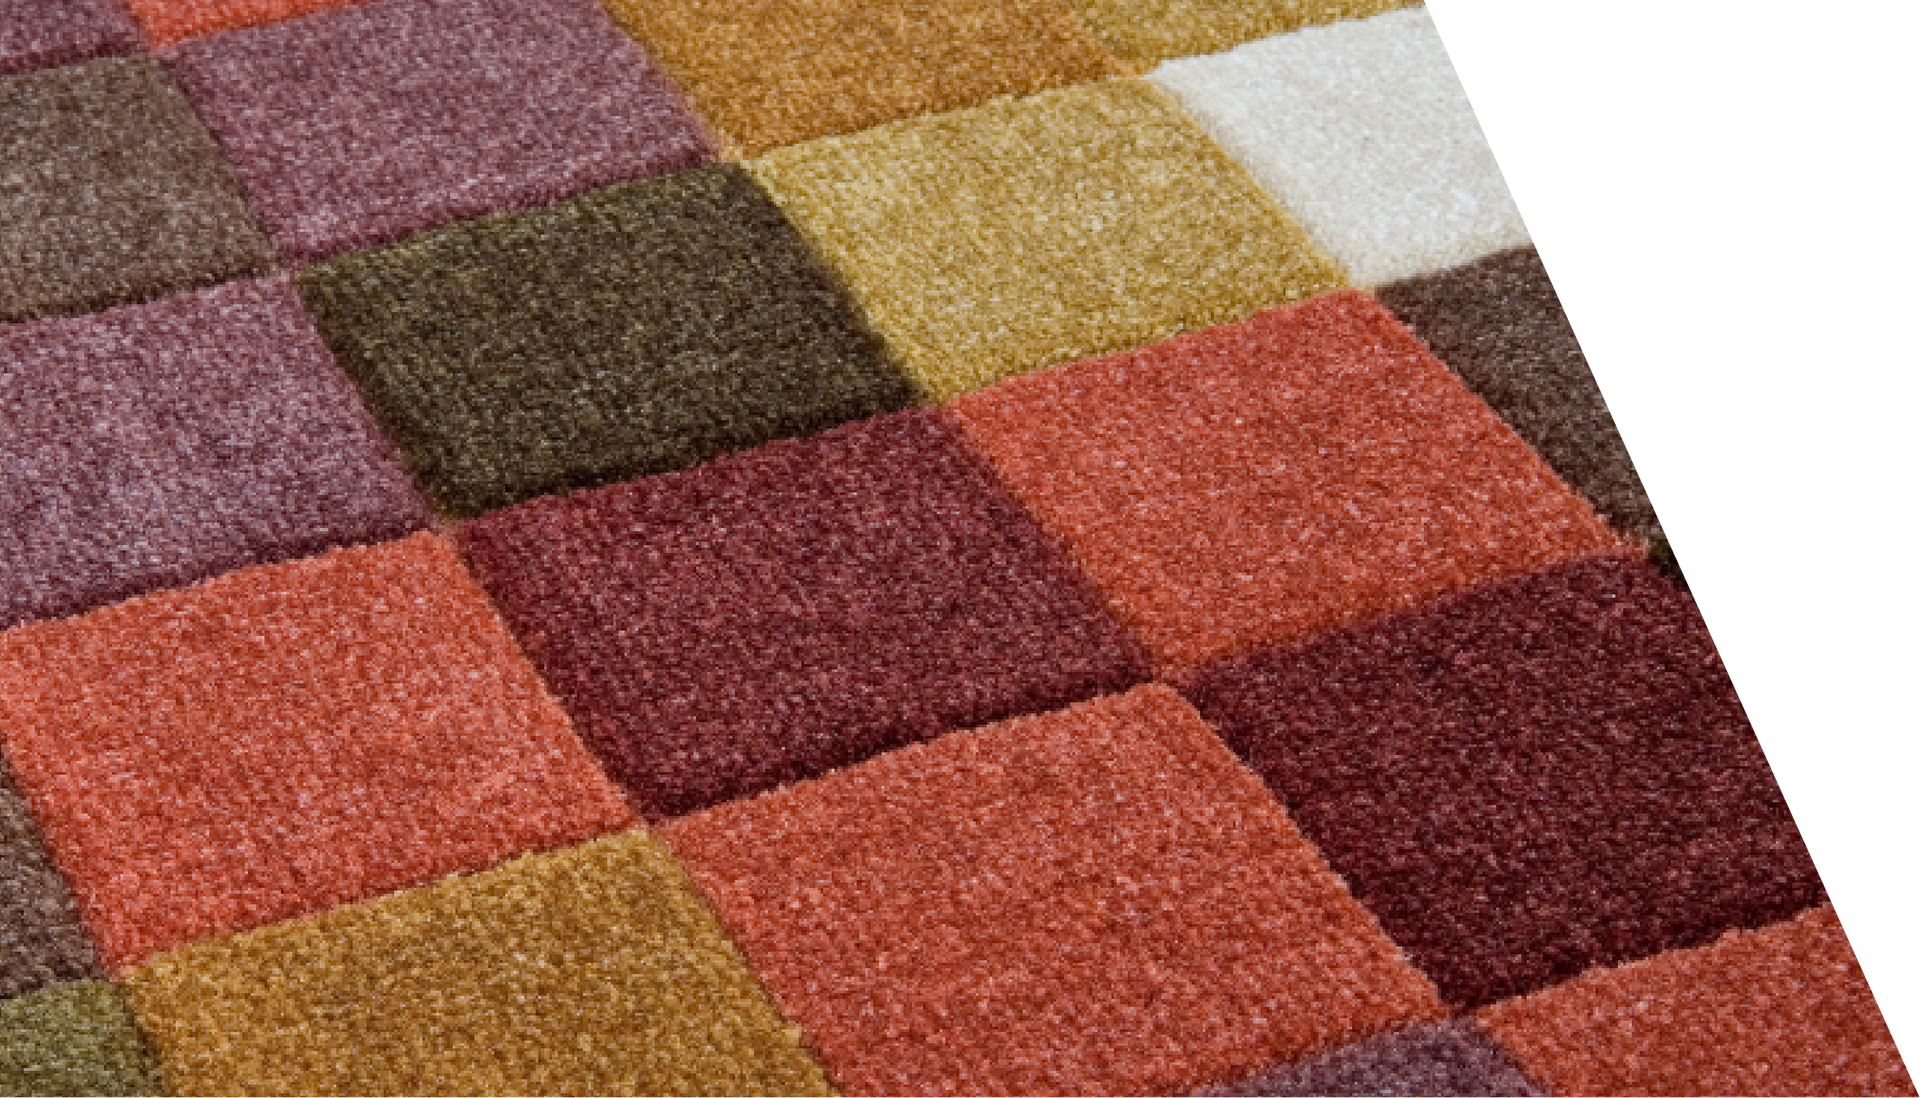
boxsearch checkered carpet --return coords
[1,0,1910,1093]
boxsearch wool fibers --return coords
[0,0,142,77]
[1378,246,1680,582]
[949,289,1624,676]
[124,832,833,1096]
[0,980,161,1097]
[0,534,632,970]
[667,685,1444,1095]
[0,58,272,324]
[1481,905,1915,1096]
[0,763,99,1001]
[0,276,430,630]
[599,0,1122,156]
[299,164,916,518]
[1151,7,1528,285]
[460,408,1148,819]
[752,79,1346,399]
[1188,554,1826,1008]
[1206,1021,1542,1097]
[167,0,712,264]
[1069,0,1418,67]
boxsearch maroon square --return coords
[460,408,1148,818]
[1187,555,1825,1008]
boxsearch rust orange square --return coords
[948,290,1627,676]
[0,533,630,969]
[667,685,1444,1094]
[124,0,367,48]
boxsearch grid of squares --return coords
[0,1,1907,1095]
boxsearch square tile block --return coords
[666,685,1445,1095]
[461,408,1148,820]
[300,164,916,518]
[752,79,1345,399]
[1377,246,1677,581]
[1187,555,1827,1008]
[123,0,368,47]
[948,290,1624,676]
[600,0,1120,157]
[1152,8,1529,285]
[0,58,272,324]
[124,832,832,1096]
[0,981,162,1096]
[0,0,143,77]
[1,764,99,1001]
[1069,0,1415,67]
[168,0,712,264]
[1207,1021,1541,1097]
[0,534,632,969]
[1480,905,1914,1096]
[0,276,430,630]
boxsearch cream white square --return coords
[1151,7,1529,285]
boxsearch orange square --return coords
[667,685,1443,1094]
[0,533,630,968]
[949,290,1626,676]
[124,0,367,47]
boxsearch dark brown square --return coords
[0,58,272,324]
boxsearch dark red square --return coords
[459,408,1147,818]
[1187,555,1824,1008]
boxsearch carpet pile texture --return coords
[0,276,428,629]
[0,1,1908,1095]
[0,58,271,325]
[0,0,141,76]
[167,0,712,264]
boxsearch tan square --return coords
[752,79,1346,399]
[601,0,1123,156]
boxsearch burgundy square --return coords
[460,408,1148,818]
[1187,555,1825,1008]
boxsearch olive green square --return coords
[299,164,916,518]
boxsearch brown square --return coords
[0,58,272,324]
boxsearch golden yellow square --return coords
[123,832,833,1097]
[601,0,1124,157]
[752,80,1346,399]
[1070,0,1421,68]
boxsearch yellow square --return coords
[752,80,1346,400]
[1069,0,1420,67]
[124,832,833,1097]
[601,0,1123,157]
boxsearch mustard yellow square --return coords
[124,832,833,1096]
[751,79,1345,400]
[600,0,1123,157]
[1069,0,1420,68]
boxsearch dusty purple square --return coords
[0,0,143,77]
[165,0,713,265]
[0,276,431,629]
